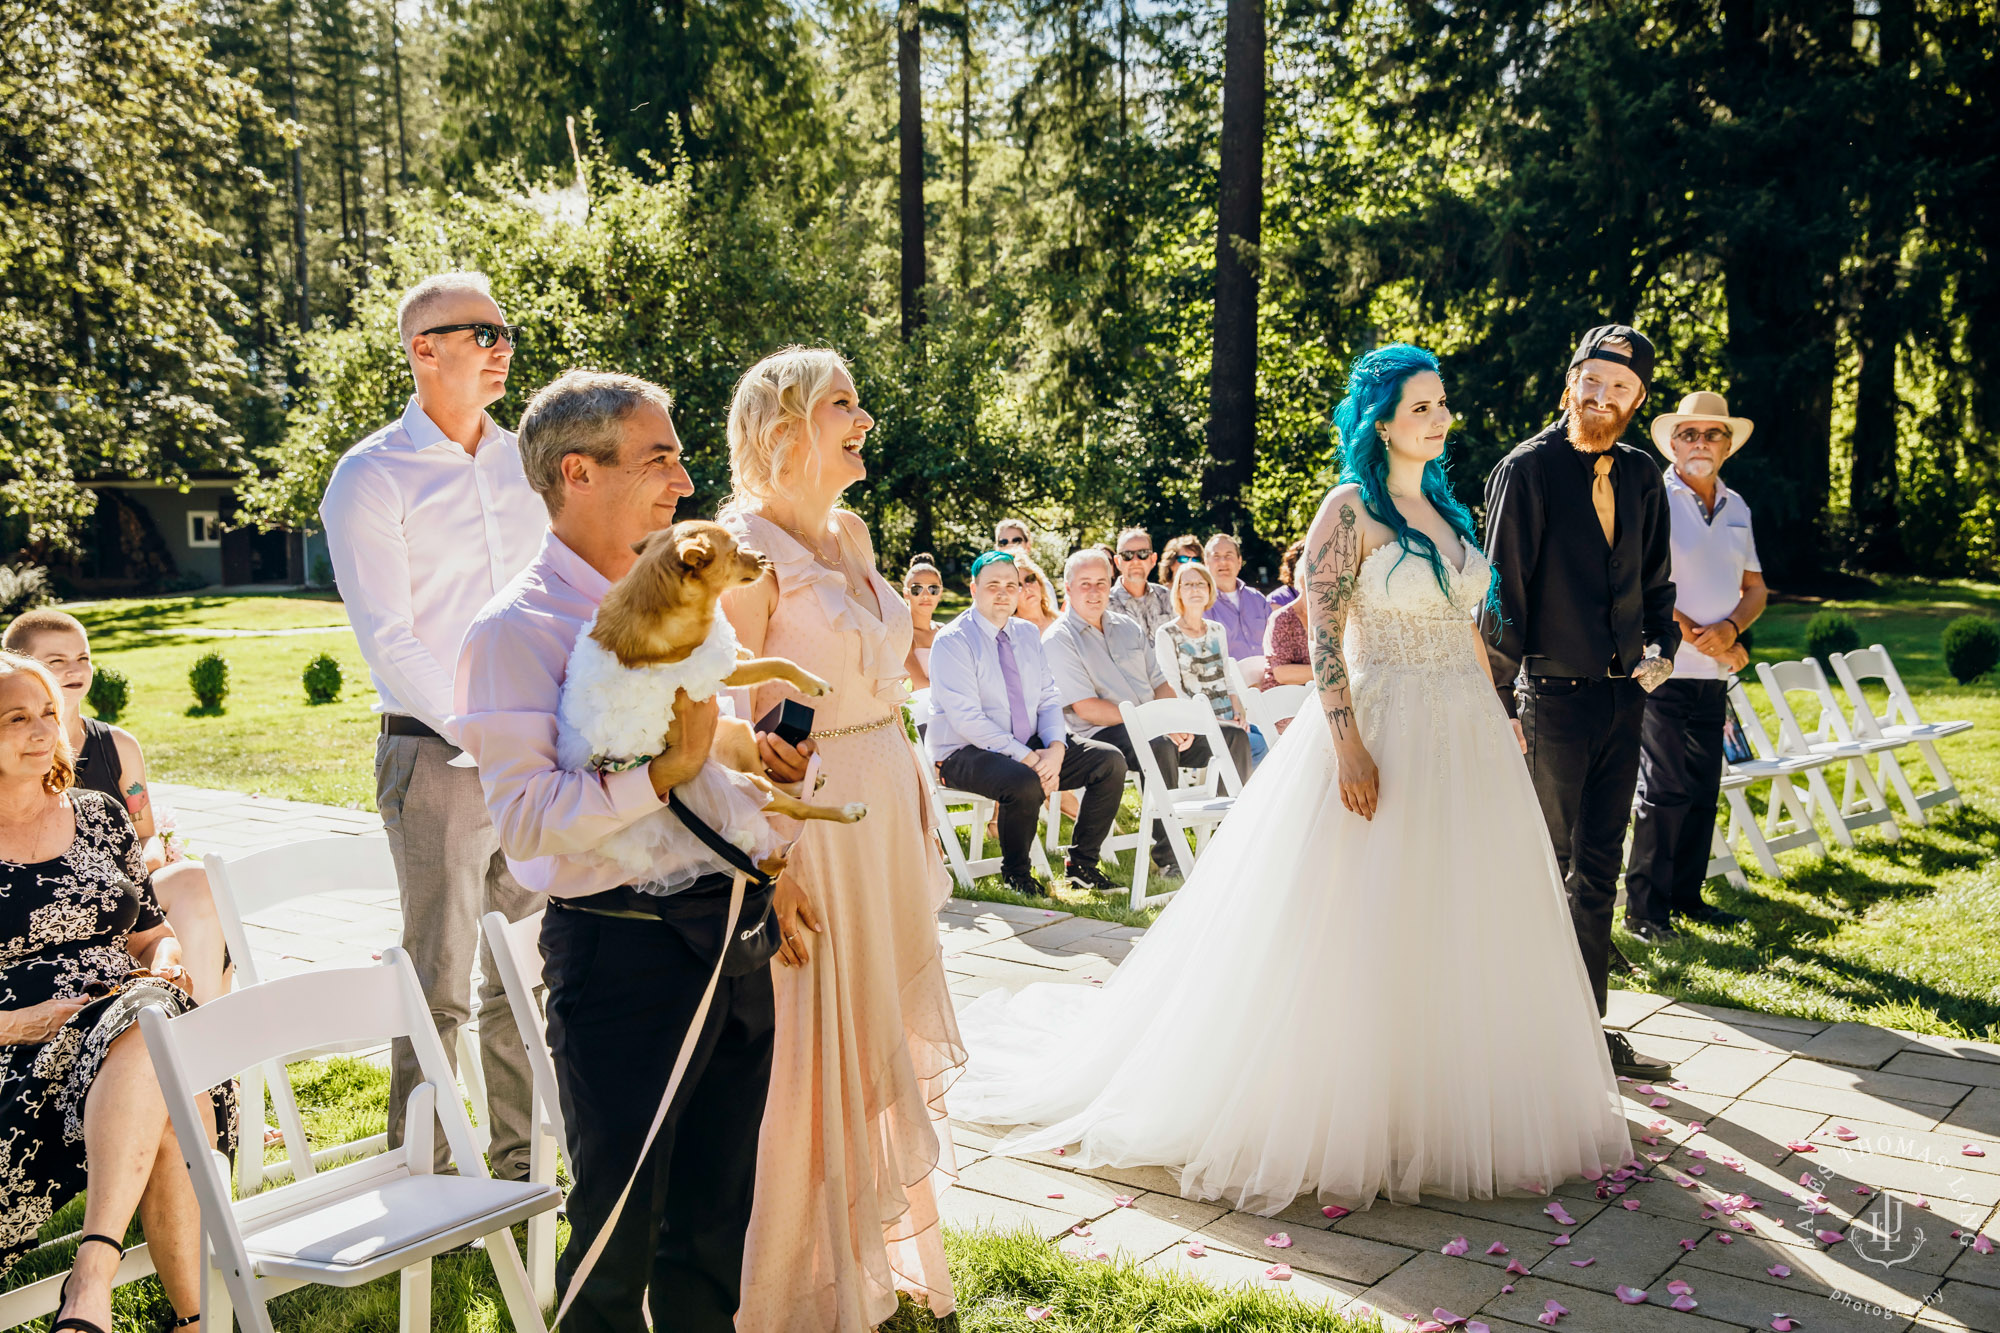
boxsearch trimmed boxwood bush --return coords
[190,651,230,710]
[303,651,343,704]
[1804,609,1862,670]
[87,667,130,722]
[1942,616,2000,684]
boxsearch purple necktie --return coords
[994,627,1036,745]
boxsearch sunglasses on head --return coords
[420,322,522,350]
[906,583,941,595]
[1117,549,1152,561]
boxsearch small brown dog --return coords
[588,521,867,833]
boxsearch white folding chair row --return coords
[139,950,559,1333]
[481,909,566,1310]
[207,835,496,1199]
[906,689,1052,891]
[1120,695,1247,909]
[1723,679,1839,866]
[1243,682,1309,736]
[1756,658,1905,840]
[1832,643,1973,819]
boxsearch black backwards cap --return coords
[1569,324,1656,395]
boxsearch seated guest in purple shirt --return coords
[1203,532,1273,679]
[455,369,798,1333]
[925,551,1127,897]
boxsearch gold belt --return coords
[812,713,903,740]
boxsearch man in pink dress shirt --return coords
[455,369,796,1333]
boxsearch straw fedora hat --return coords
[1651,391,1754,462]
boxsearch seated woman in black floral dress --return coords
[0,652,233,1333]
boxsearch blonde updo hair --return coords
[726,346,851,511]
[0,651,75,794]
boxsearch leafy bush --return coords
[303,652,343,704]
[1804,609,1862,670]
[189,651,230,710]
[0,562,53,618]
[1942,616,2000,684]
[88,668,130,722]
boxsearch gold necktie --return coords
[1592,454,1615,545]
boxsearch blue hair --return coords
[1332,343,1502,621]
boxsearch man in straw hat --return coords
[1479,323,1682,1080]
[1621,391,1767,943]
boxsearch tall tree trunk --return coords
[958,0,971,293]
[898,0,926,339]
[1848,0,1914,570]
[1203,0,1265,538]
[284,3,311,336]
[387,2,409,184]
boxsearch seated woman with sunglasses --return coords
[902,553,944,690]
[0,653,233,1332]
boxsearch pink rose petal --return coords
[1667,1279,1693,1295]
[1026,1306,1053,1322]
[1688,1164,1706,1176]
[1322,1205,1351,1219]
[1772,1318,1796,1331]
[1502,1284,1516,1294]
[1853,1186,1873,1196]
[1537,1316,1560,1328]
[1915,1196,1931,1208]
[1186,1241,1206,1258]
[1650,1096,1671,1109]
[1264,1262,1292,1281]
[1671,1081,1688,1090]
[1648,1118,1673,1132]
[1506,1259,1531,1275]
[1112,1195,1134,1207]
[1680,1237,1699,1251]
[1816,1229,1846,1245]
[1486,1242,1510,1255]
[1545,1298,1570,1315]
[1047,1193,1064,1199]
[1673,1294,1699,1311]
[1767,1264,1791,1278]
[1621,1199,1641,1210]
[1784,1140,1815,1153]
[1468,1323,1491,1333]
[1265,1232,1293,1249]
[1687,1148,1709,1158]
[1635,1084,1656,1095]
[1687,1121,1706,1133]
[1569,1258,1596,1267]
[1974,1234,1995,1255]
[1549,1233,1571,1246]
[1441,1236,1471,1256]
[1615,1285,1648,1304]
[1965,1145,1988,1157]
[1433,1310,1466,1326]
[1546,1202,1577,1226]
[1054,1148,1065,1155]
[1070,1225,1091,1237]
[1718,1234,1736,1244]
[1831,1125,1859,1141]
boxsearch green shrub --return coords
[189,651,230,710]
[87,668,130,722]
[0,562,52,618]
[1942,616,2000,684]
[1804,609,1862,670]
[303,651,343,704]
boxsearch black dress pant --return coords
[1093,721,1252,858]
[1624,678,1730,925]
[541,895,775,1333]
[1518,674,1647,1016]
[939,736,1126,875]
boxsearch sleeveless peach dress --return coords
[726,511,963,1332]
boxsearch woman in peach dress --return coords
[720,347,963,1332]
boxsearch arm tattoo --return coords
[124,780,150,813]
[1306,503,1362,740]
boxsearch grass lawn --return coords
[65,593,380,808]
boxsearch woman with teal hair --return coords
[950,343,1632,1216]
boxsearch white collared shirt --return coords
[319,397,549,738]
[1664,466,1760,681]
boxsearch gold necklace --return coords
[772,517,843,571]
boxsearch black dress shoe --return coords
[1677,904,1747,928]
[1625,918,1680,945]
[1607,1031,1673,1080]
[1001,871,1049,898]
[1064,859,1117,892]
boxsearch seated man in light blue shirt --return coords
[927,550,1128,896]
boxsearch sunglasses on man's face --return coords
[905,583,941,596]
[420,322,522,350]
[1117,549,1152,561]
[1673,427,1732,445]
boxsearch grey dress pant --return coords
[376,730,544,1178]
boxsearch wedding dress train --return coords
[951,542,1633,1215]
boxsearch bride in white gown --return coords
[952,344,1633,1216]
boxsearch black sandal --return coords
[53,1233,125,1333]
[167,1316,200,1329]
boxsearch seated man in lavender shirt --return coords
[455,369,804,1333]
[1203,532,1273,680]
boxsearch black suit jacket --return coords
[1476,419,1681,717]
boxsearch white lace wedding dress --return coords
[951,541,1633,1215]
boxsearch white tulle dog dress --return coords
[557,612,784,892]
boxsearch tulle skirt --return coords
[950,659,1633,1216]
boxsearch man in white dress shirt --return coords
[927,550,1127,896]
[319,271,550,1177]
[1622,391,1766,942]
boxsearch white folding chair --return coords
[1244,683,1309,735]
[480,909,565,1309]
[139,950,558,1333]
[906,690,1052,891]
[1833,644,1972,819]
[1756,659,1903,841]
[206,834,491,1197]
[1119,696,1246,909]
[1723,679,1836,864]
[1705,773,1751,888]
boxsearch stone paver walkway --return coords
[166,784,2000,1332]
